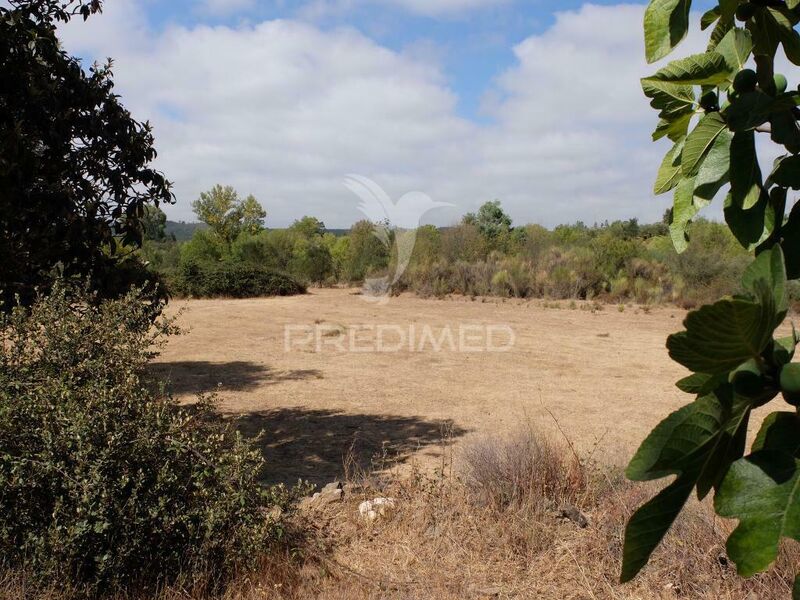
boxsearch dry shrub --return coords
[263,428,797,599]
[460,427,586,511]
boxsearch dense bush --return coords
[173,262,305,298]
[0,284,307,594]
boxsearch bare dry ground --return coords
[11,290,796,599]
[154,288,744,484]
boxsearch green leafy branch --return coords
[625,0,800,594]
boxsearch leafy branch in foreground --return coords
[625,0,800,593]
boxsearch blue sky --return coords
[59,0,728,227]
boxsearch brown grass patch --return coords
[4,427,797,599]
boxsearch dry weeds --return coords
[7,428,796,600]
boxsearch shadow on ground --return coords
[230,407,469,486]
[148,361,323,395]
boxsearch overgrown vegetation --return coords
[144,193,763,306]
[0,284,309,595]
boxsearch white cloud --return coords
[59,2,713,227]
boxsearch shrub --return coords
[180,229,229,265]
[173,262,305,298]
[460,427,585,511]
[342,220,390,282]
[0,284,308,594]
[490,269,513,297]
[289,239,334,284]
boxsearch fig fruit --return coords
[733,69,758,93]
[736,3,757,21]
[780,363,800,405]
[774,73,788,94]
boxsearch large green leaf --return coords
[715,412,800,576]
[681,112,728,176]
[622,389,751,582]
[654,138,686,194]
[644,51,732,86]
[693,127,731,203]
[642,80,695,141]
[653,113,694,142]
[700,7,718,31]
[725,90,775,132]
[749,7,781,58]
[724,190,775,250]
[644,0,692,64]
[781,201,800,279]
[748,6,800,63]
[669,176,698,252]
[742,245,788,322]
[769,6,800,65]
[768,155,800,189]
[707,0,738,52]
[730,131,762,210]
[716,27,754,74]
[676,372,726,394]
[771,109,800,154]
[666,290,775,374]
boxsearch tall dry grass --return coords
[4,426,797,599]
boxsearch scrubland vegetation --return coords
[142,192,765,308]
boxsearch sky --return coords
[56,0,726,228]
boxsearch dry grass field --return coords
[6,289,798,600]
[148,291,800,599]
[154,288,775,484]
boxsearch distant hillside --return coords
[165,221,205,241]
[323,228,349,237]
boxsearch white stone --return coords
[358,497,396,521]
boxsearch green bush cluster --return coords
[173,262,306,298]
[141,186,395,295]
[0,284,308,594]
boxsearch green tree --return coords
[343,220,389,281]
[191,185,265,243]
[289,216,326,239]
[464,200,512,240]
[623,2,800,591]
[291,240,333,283]
[0,0,173,307]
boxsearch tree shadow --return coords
[148,361,323,396]
[230,407,469,486]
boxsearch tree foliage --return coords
[0,0,173,307]
[464,200,513,240]
[624,0,800,591]
[191,185,266,243]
